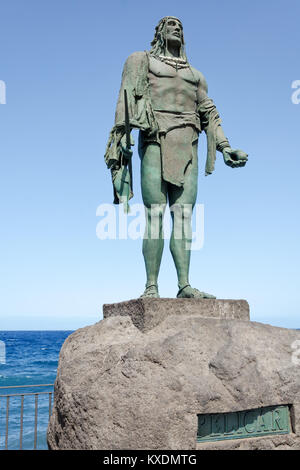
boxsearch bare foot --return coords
[177,285,216,299]
[140,285,160,298]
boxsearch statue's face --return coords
[165,18,183,47]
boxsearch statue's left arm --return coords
[196,71,248,175]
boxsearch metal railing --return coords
[0,384,54,450]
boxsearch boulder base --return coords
[103,298,250,332]
[47,299,300,450]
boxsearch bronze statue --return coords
[105,16,248,299]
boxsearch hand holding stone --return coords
[223,148,248,168]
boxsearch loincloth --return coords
[141,111,201,187]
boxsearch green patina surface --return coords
[197,405,291,442]
[105,17,248,299]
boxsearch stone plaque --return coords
[197,405,291,442]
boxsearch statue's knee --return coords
[144,204,166,239]
[145,203,166,221]
[170,204,193,240]
[170,203,193,220]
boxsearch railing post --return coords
[0,384,54,450]
[5,396,10,449]
[34,394,38,450]
[19,395,24,450]
[49,392,52,420]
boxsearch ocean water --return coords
[0,331,73,450]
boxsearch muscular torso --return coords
[148,56,200,113]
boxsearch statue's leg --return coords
[140,142,167,298]
[168,140,198,293]
[168,141,216,299]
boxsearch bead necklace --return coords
[156,55,190,70]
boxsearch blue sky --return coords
[0,0,299,329]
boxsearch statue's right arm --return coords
[112,52,145,159]
[106,53,147,203]
[114,51,148,126]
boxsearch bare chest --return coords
[148,57,199,112]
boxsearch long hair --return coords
[150,17,188,61]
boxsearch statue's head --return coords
[150,16,187,60]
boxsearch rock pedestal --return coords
[47,299,300,450]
